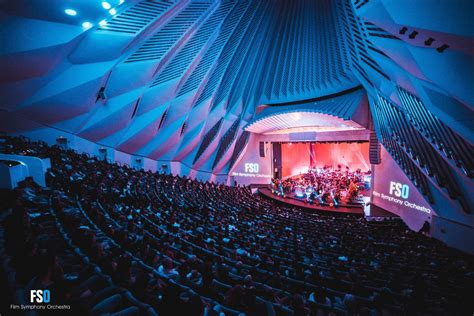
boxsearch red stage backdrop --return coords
[281,142,369,178]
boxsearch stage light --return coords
[99,19,107,26]
[119,0,125,4]
[109,8,117,15]
[102,1,112,10]
[65,9,77,16]
[82,21,93,29]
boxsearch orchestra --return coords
[271,165,370,207]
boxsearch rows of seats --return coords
[0,179,154,315]
[1,135,473,315]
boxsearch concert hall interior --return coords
[1,0,473,315]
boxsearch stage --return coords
[258,186,365,216]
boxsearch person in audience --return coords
[158,258,180,280]
[308,286,331,306]
[25,252,63,293]
[224,284,245,310]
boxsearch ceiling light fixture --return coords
[82,21,93,29]
[64,9,77,16]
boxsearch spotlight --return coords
[109,8,117,15]
[102,2,112,10]
[82,21,93,29]
[65,9,77,16]
[99,20,107,26]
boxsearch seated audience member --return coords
[158,258,180,280]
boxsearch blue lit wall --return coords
[338,0,474,250]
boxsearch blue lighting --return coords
[99,20,107,27]
[82,22,93,29]
[109,8,117,15]
[102,2,112,10]
[64,9,77,16]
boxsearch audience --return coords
[1,135,473,315]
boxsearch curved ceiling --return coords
[245,88,368,134]
[245,112,365,135]
[0,0,356,173]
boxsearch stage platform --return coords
[258,187,364,216]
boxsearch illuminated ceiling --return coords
[245,88,369,135]
[245,112,365,135]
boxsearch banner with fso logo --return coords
[372,147,434,231]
